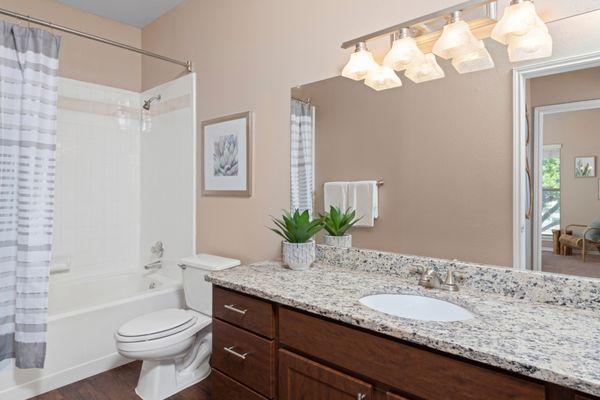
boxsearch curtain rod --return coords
[0,7,193,72]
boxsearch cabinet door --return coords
[279,350,373,400]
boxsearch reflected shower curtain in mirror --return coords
[290,99,314,215]
[0,21,61,368]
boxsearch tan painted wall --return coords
[294,41,514,266]
[141,0,464,263]
[140,0,600,264]
[0,0,142,91]
[530,68,600,108]
[544,109,600,228]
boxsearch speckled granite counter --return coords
[206,260,600,396]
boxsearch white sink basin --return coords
[359,294,474,322]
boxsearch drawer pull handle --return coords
[223,346,248,360]
[357,394,366,400]
[224,304,247,315]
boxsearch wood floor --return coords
[31,361,211,400]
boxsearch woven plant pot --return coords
[282,240,316,271]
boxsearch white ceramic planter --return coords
[282,240,316,271]
[323,235,352,248]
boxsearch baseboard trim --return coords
[0,353,132,400]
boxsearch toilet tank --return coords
[180,253,241,315]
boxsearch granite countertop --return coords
[206,261,600,397]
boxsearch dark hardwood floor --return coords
[31,361,211,400]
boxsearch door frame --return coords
[513,50,600,269]
[532,99,600,270]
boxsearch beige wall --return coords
[294,41,514,266]
[531,68,600,108]
[0,0,142,91]
[544,109,600,228]
[140,0,600,264]
[141,0,464,263]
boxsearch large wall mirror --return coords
[290,1,600,279]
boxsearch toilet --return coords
[115,254,240,400]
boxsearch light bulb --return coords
[492,0,547,45]
[433,19,478,60]
[451,41,495,73]
[405,53,445,84]
[341,42,378,81]
[507,26,552,62]
[364,65,402,91]
[383,28,423,71]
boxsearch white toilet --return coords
[115,254,240,400]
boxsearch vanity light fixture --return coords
[383,28,422,72]
[404,53,445,83]
[491,0,552,62]
[341,42,378,81]
[433,11,494,73]
[364,64,402,91]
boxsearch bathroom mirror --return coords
[290,7,600,279]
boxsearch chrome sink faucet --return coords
[414,266,461,291]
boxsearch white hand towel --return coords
[348,181,378,227]
[324,182,348,212]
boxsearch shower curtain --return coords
[0,21,61,368]
[290,99,314,215]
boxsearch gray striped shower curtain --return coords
[0,21,61,369]
[290,99,313,215]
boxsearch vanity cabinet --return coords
[211,286,598,400]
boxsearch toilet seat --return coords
[115,309,211,353]
[117,309,199,342]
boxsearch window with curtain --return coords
[542,144,561,235]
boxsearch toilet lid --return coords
[118,308,197,339]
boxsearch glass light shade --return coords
[364,65,402,91]
[383,36,423,71]
[451,41,495,73]
[432,20,479,60]
[491,1,547,45]
[341,46,378,81]
[405,53,445,84]
[507,26,553,62]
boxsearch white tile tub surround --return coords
[140,74,196,274]
[53,78,141,278]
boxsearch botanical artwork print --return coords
[575,156,595,177]
[213,134,239,176]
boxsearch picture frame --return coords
[574,156,596,178]
[201,111,252,197]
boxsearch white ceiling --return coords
[55,0,186,28]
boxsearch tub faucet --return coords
[144,259,162,270]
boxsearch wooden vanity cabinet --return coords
[211,286,597,400]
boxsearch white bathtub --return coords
[0,271,184,400]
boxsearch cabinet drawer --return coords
[212,319,275,398]
[279,307,545,400]
[213,286,275,338]
[212,369,267,400]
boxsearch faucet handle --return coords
[409,265,426,275]
[441,269,462,291]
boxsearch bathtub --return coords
[0,271,184,400]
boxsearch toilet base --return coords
[134,332,212,400]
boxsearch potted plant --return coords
[320,206,360,248]
[270,210,323,270]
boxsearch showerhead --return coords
[143,94,162,110]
